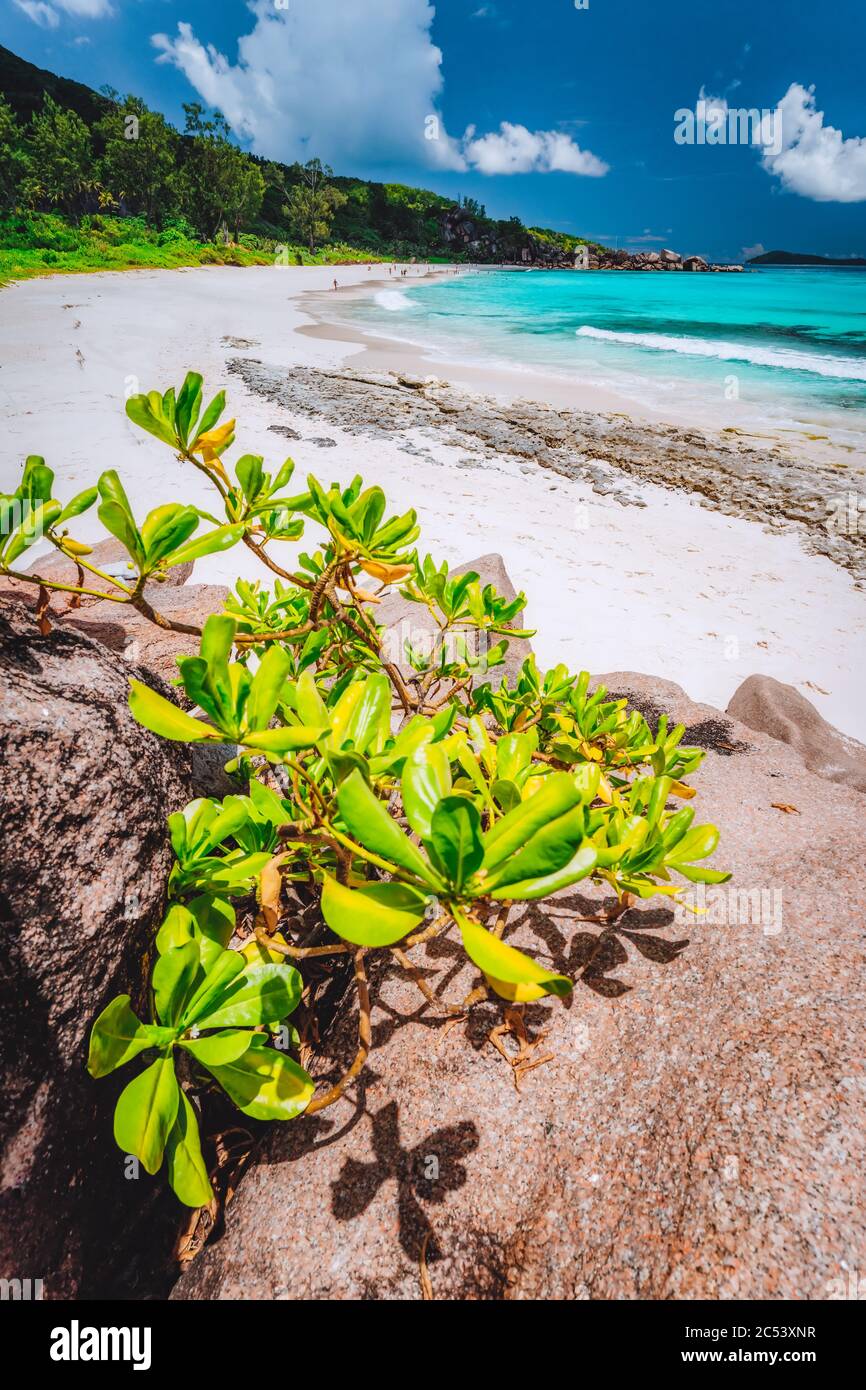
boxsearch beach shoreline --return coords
[1,262,864,741]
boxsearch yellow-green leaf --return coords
[454,907,572,999]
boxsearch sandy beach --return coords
[1,262,864,740]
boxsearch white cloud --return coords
[153,2,466,171]
[463,121,608,176]
[13,0,60,26]
[152,2,608,179]
[759,83,866,203]
[741,242,766,260]
[55,0,114,14]
[14,0,114,24]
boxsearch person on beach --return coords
[333,279,338,290]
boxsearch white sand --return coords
[1,263,864,741]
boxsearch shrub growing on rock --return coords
[0,373,730,1208]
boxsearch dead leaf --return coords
[771,802,800,815]
[36,585,52,636]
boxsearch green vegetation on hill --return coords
[0,42,592,282]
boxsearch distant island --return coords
[747,249,866,267]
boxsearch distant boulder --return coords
[728,674,866,795]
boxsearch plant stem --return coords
[304,949,371,1114]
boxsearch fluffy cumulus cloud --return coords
[14,0,113,24]
[462,121,608,176]
[759,83,866,203]
[153,1,466,171]
[152,1,608,178]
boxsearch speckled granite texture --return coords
[173,674,866,1300]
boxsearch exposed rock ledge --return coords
[229,358,865,584]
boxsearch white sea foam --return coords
[575,326,866,381]
[374,289,413,311]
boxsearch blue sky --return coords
[2,0,865,261]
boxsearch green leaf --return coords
[191,389,226,446]
[321,874,428,947]
[128,679,220,743]
[337,769,442,889]
[428,796,483,890]
[189,894,236,948]
[401,742,452,840]
[296,668,330,732]
[197,798,251,855]
[666,824,720,864]
[155,904,196,954]
[20,456,53,505]
[482,772,586,872]
[204,1043,314,1121]
[113,1054,179,1174]
[491,778,521,814]
[167,523,245,568]
[56,486,98,525]
[198,615,236,725]
[179,1029,257,1066]
[180,950,246,1027]
[153,941,202,1027]
[489,844,598,900]
[327,681,364,749]
[485,805,588,890]
[241,725,330,754]
[454,908,573,1000]
[3,499,62,565]
[236,454,264,502]
[126,393,177,447]
[668,863,731,885]
[343,672,390,755]
[165,1089,212,1208]
[193,963,302,1029]
[97,470,144,568]
[140,503,199,568]
[155,896,236,955]
[245,645,293,733]
[87,996,175,1078]
[495,732,533,783]
[174,373,204,447]
[326,748,369,786]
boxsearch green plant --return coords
[22,94,93,217]
[88,904,310,1205]
[283,158,348,254]
[4,373,730,1209]
[95,94,178,228]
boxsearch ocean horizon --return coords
[343,265,866,447]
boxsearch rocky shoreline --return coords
[227,358,865,584]
[579,247,742,272]
[437,205,742,271]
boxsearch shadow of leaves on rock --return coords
[510,891,689,998]
[330,1099,479,1263]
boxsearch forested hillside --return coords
[0,43,596,280]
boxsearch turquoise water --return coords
[344,267,866,441]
